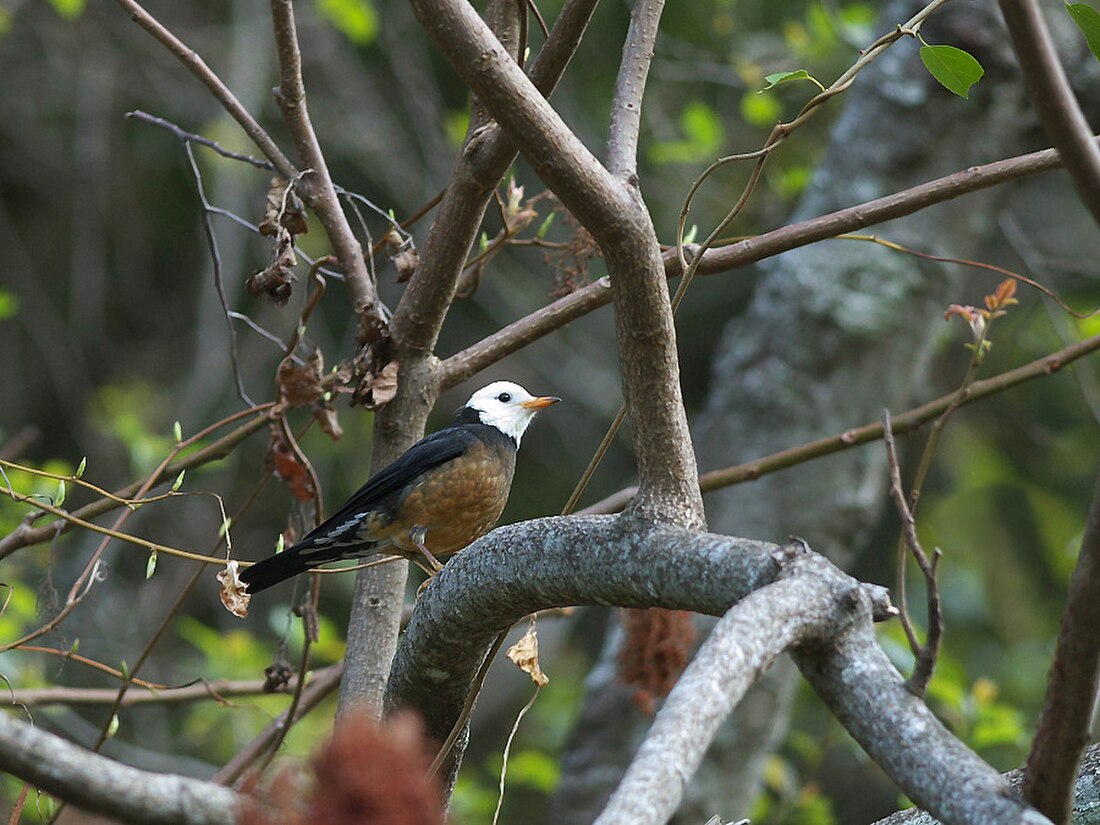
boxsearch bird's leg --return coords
[409,525,444,574]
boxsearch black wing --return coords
[240,425,480,593]
[300,424,480,543]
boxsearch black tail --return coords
[239,549,313,594]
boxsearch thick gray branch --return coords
[385,516,777,773]
[595,549,876,825]
[385,517,1047,823]
[796,622,1050,825]
[0,712,240,825]
[606,0,665,179]
[408,0,704,524]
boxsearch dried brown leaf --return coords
[507,624,549,687]
[217,561,251,618]
[363,360,399,409]
[312,401,343,441]
[277,349,325,407]
[270,425,316,503]
[392,246,419,283]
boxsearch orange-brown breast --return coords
[368,439,515,556]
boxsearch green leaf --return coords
[275,533,285,554]
[759,69,824,92]
[48,0,85,19]
[682,224,698,246]
[649,101,726,164]
[106,714,120,739]
[218,516,233,538]
[171,470,186,492]
[537,213,555,239]
[75,456,87,478]
[0,289,18,321]
[54,480,65,508]
[1067,3,1100,61]
[146,550,158,580]
[173,420,183,444]
[920,44,985,99]
[317,0,378,44]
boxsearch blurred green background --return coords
[1,0,1099,822]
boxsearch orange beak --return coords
[521,395,561,410]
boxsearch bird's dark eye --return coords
[497,392,512,403]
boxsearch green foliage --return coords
[444,108,471,148]
[90,381,175,474]
[1067,2,1100,61]
[649,101,726,164]
[919,43,985,99]
[760,69,825,93]
[741,92,783,129]
[316,0,378,44]
[749,752,838,824]
[0,287,18,320]
[771,163,813,200]
[48,0,85,20]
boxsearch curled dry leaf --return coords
[263,659,295,693]
[270,424,317,503]
[258,176,309,238]
[277,349,325,408]
[358,360,398,413]
[247,233,298,306]
[507,624,549,687]
[312,401,343,441]
[217,561,251,618]
[379,227,403,256]
[392,245,419,284]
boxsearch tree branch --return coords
[437,139,1097,391]
[8,665,339,707]
[1023,464,1100,822]
[998,0,1100,227]
[114,0,296,179]
[794,606,1051,825]
[580,331,1100,514]
[409,0,703,524]
[606,0,665,180]
[0,410,271,559]
[384,516,1046,825]
[269,0,381,326]
[594,545,891,825]
[214,661,343,786]
[0,712,240,825]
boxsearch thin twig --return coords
[0,405,274,558]
[270,0,382,327]
[881,409,942,697]
[126,110,275,170]
[437,136,1095,390]
[9,668,333,708]
[113,0,296,178]
[213,661,344,786]
[580,331,1100,514]
[183,140,254,405]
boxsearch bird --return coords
[239,380,560,594]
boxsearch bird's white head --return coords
[464,381,560,446]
